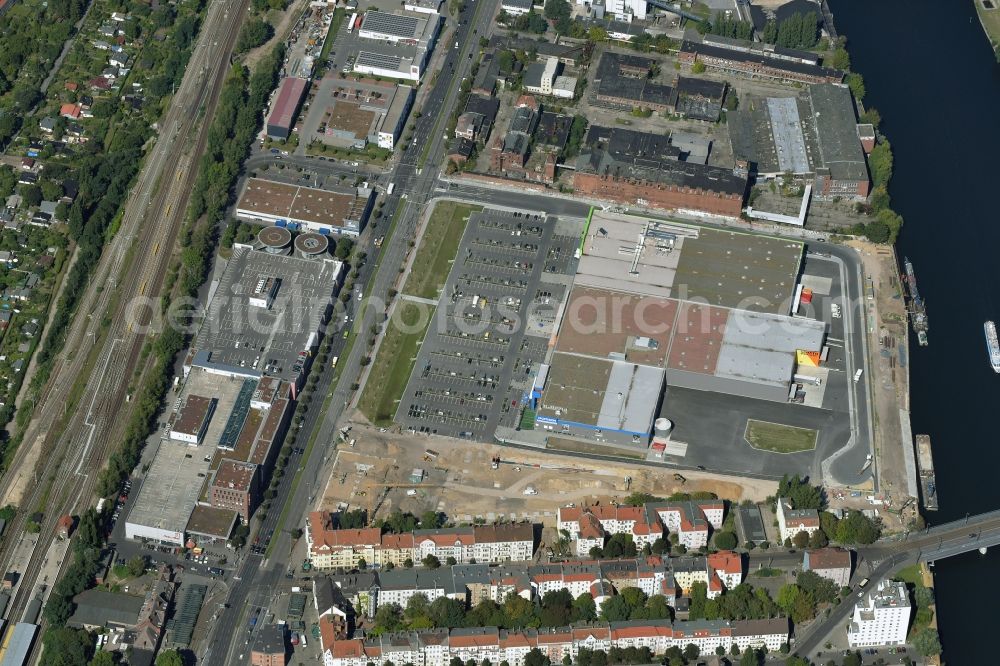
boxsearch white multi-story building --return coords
[847,580,911,648]
[803,547,853,587]
[649,501,725,549]
[558,504,665,555]
[776,498,821,542]
[576,0,647,21]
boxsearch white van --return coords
[853,369,863,382]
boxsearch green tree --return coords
[643,594,671,620]
[911,627,942,656]
[126,556,147,577]
[405,594,432,626]
[835,511,881,545]
[423,554,441,569]
[739,646,759,666]
[599,595,631,621]
[860,107,881,128]
[543,0,571,33]
[831,47,851,70]
[762,19,777,43]
[572,592,597,621]
[603,533,637,558]
[41,627,93,665]
[869,140,894,188]
[420,511,443,529]
[792,530,810,549]
[797,570,838,604]
[524,649,549,666]
[841,652,862,666]
[90,652,118,666]
[714,531,738,550]
[155,651,184,666]
[0,166,16,199]
[235,18,274,53]
[692,60,706,74]
[373,603,404,634]
[846,72,866,100]
[540,589,573,627]
[777,475,824,510]
[429,597,467,628]
[21,183,43,207]
[808,529,829,549]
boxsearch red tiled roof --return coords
[329,638,364,657]
[805,547,851,569]
[381,533,415,549]
[578,512,604,540]
[707,551,742,575]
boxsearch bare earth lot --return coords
[318,426,778,530]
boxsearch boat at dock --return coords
[914,434,938,511]
[985,321,1000,373]
[902,257,929,346]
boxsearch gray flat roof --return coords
[767,97,810,174]
[360,11,424,39]
[807,83,868,182]
[126,367,250,537]
[192,247,341,383]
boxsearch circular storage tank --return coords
[258,226,292,253]
[654,417,673,434]
[295,232,330,257]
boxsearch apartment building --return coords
[559,501,724,554]
[776,499,821,542]
[847,580,910,648]
[321,619,789,666]
[306,513,536,570]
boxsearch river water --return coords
[830,0,1000,660]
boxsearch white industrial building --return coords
[578,0,647,21]
[847,580,911,648]
[352,10,441,82]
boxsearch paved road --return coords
[793,510,1000,657]
[210,1,500,661]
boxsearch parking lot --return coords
[394,209,581,440]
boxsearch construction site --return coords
[315,426,778,534]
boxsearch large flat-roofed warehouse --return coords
[313,77,414,150]
[187,244,343,398]
[353,10,440,81]
[266,77,309,139]
[575,216,802,311]
[235,177,374,236]
[126,248,331,547]
[728,83,869,199]
[534,355,665,445]
[124,369,293,546]
[573,126,747,217]
[531,214,823,446]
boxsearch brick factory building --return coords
[572,126,747,217]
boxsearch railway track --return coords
[0,0,250,641]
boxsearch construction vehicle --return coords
[673,473,686,484]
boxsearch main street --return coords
[211,0,502,661]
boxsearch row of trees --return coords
[760,12,819,49]
[372,586,677,636]
[701,13,754,42]
[689,580,781,622]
